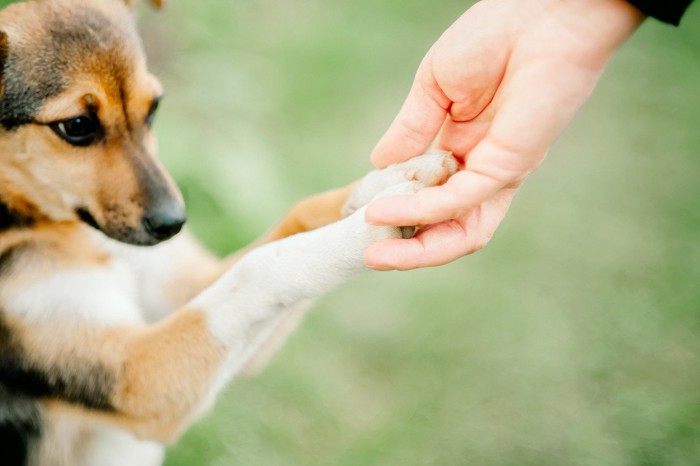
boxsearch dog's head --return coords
[0,0,184,245]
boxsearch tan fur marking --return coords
[0,223,109,291]
[10,318,125,417]
[259,183,357,243]
[12,309,225,442]
[5,223,108,264]
[0,192,46,224]
[109,309,224,440]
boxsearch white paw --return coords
[341,149,458,218]
[341,182,416,248]
[342,150,458,245]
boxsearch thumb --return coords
[370,50,450,168]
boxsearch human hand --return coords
[365,0,644,270]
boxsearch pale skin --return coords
[365,0,646,270]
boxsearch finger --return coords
[365,167,505,227]
[364,220,473,270]
[436,112,492,157]
[370,51,451,168]
[365,189,515,269]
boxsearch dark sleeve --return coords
[626,0,695,25]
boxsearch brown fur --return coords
[110,310,225,440]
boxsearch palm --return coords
[366,0,643,269]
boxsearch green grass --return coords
[144,1,700,465]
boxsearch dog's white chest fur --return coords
[3,256,141,325]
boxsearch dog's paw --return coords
[342,151,458,247]
[341,150,458,217]
[339,182,419,253]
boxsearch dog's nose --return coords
[142,203,186,242]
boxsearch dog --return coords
[0,0,457,464]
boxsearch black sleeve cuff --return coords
[626,0,695,25]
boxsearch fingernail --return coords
[368,264,393,271]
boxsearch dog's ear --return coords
[0,31,7,102]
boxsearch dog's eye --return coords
[146,97,161,126]
[49,115,101,147]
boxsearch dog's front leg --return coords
[188,204,396,389]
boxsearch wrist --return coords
[549,0,645,68]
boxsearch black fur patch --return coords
[0,317,40,466]
[0,385,41,466]
[0,241,30,278]
[0,202,13,231]
[0,202,36,233]
[0,313,117,414]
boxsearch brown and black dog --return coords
[0,0,457,464]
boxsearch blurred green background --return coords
[143,1,700,465]
[5,0,697,463]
